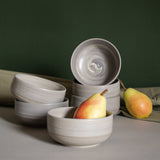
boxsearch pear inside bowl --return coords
[47,107,113,148]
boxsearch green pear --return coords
[73,89,108,119]
[120,80,152,119]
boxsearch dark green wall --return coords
[0,0,160,87]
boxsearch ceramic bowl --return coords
[15,98,69,118]
[70,38,121,85]
[47,107,113,148]
[11,74,66,103]
[72,79,120,98]
[71,95,120,115]
[15,98,69,125]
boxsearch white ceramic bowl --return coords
[47,107,113,148]
[72,79,120,98]
[15,98,69,118]
[70,38,121,85]
[15,98,69,125]
[71,95,120,115]
[11,74,66,103]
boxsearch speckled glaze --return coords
[47,107,113,148]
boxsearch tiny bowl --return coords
[47,107,113,148]
[15,98,69,126]
[72,79,120,98]
[71,95,120,115]
[70,38,121,85]
[11,74,66,103]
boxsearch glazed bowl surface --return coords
[71,38,121,85]
[11,74,66,103]
[47,107,113,148]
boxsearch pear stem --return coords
[120,80,127,91]
[101,89,108,96]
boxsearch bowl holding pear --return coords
[47,107,113,148]
[47,90,113,148]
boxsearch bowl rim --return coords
[70,38,121,86]
[13,73,66,93]
[15,97,69,106]
[72,78,120,88]
[47,107,113,121]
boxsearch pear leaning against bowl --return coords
[120,80,152,119]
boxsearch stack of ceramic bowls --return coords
[11,74,68,125]
[70,38,121,114]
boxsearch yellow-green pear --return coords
[73,89,108,119]
[120,80,152,119]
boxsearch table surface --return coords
[0,106,160,160]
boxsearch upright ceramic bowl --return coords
[72,79,120,98]
[71,38,121,85]
[15,98,69,125]
[47,107,113,148]
[15,98,69,118]
[11,74,66,103]
[71,95,120,115]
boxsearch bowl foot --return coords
[66,144,99,148]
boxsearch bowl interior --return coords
[71,38,121,85]
[48,107,76,119]
[48,107,112,120]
